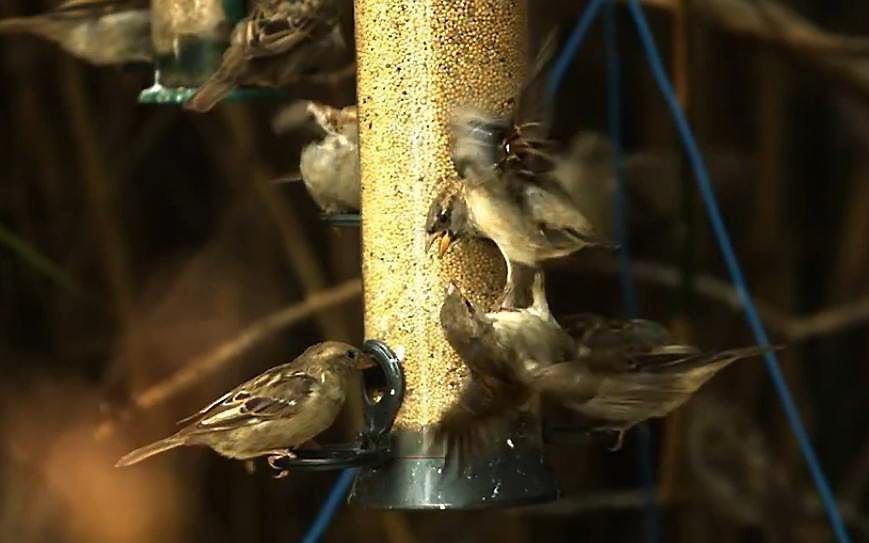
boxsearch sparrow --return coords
[185,0,347,112]
[446,116,613,309]
[437,273,574,457]
[530,314,775,449]
[276,101,359,214]
[115,341,370,473]
[0,0,152,66]
[424,187,477,257]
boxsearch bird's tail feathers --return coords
[115,435,186,467]
[0,17,54,37]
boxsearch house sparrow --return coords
[298,102,359,213]
[439,280,772,452]
[530,315,774,449]
[115,341,370,472]
[0,0,152,66]
[424,188,478,257]
[437,274,573,456]
[185,0,347,112]
[444,116,613,309]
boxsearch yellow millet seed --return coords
[357,0,528,428]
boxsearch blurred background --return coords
[0,0,868,541]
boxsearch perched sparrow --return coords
[115,341,369,472]
[437,274,573,456]
[185,0,347,112]
[530,315,774,449]
[0,0,152,66]
[298,102,359,213]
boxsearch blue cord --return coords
[604,3,658,541]
[545,0,607,105]
[605,0,639,318]
[299,469,358,543]
[623,1,851,541]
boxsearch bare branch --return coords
[579,259,869,342]
[95,279,362,439]
[641,0,869,105]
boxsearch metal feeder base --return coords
[348,426,559,510]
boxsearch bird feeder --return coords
[140,0,279,104]
[348,0,559,509]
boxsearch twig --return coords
[639,0,869,105]
[61,60,134,322]
[577,259,869,341]
[202,109,355,343]
[0,222,85,296]
[94,279,362,439]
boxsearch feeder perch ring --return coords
[270,340,405,471]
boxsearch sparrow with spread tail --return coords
[116,341,371,474]
[437,274,573,457]
[185,0,347,112]
[439,281,774,452]
[0,0,152,66]
[530,315,775,449]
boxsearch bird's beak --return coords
[354,353,377,370]
[426,231,457,257]
[439,231,457,257]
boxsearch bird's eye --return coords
[463,298,474,310]
[438,211,448,223]
[346,350,357,359]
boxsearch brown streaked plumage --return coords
[530,315,776,449]
[115,341,368,470]
[185,0,346,112]
[437,274,572,457]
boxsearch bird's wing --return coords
[435,373,524,463]
[179,369,318,434]
[522,182,609,250]
[530,362,707,422]
[245,3,334,59]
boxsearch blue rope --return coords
[605,0,639,318]
[623,1,850,541]
[545,0,607,105]
[604,3,658,541]
[299,469,358,543]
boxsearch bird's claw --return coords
[607,430,626,452]
[266,450,297,472]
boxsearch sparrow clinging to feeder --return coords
[0,0,152,66]
[274,101,360,214]
[424,187,479,257]
[437,274,574,458]
[529,314,776,449]
[116,341,371,473]
[185,0,347,112]
[449,110,614,308]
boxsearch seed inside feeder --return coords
[357,0,528,429]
